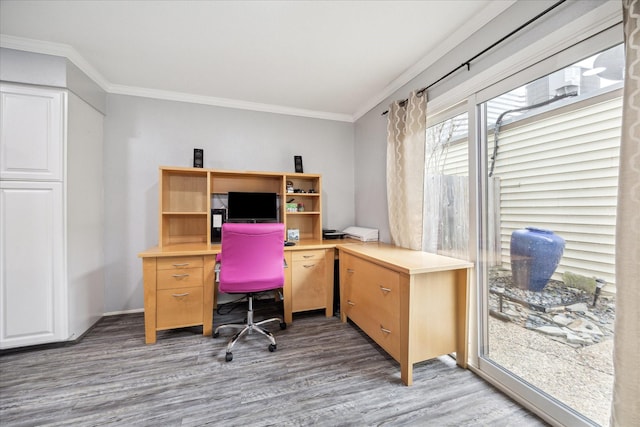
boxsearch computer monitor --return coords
[227,192,278,223]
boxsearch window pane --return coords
[424,112,469,259]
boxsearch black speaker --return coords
[294,155,303,173]
[194,148,203,168]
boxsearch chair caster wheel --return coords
[280,322,286,330]
[269,344,277,352]
[213,332,219,338]
[225,352,233,362]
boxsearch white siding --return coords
[492,96,621,284]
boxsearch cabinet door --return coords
[0,181,66,349]
[291,250,326,312]
[0,84,64,181]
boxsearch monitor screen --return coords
[227,192,278,223]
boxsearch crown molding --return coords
[1,34,354,122]
[108,84,353,122]
[0,34,111,91]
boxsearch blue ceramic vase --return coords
[510,227,565,292]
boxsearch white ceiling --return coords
[0,0,514,121]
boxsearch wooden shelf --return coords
[158,166,322,247]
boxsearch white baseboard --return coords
[103,308,144,316]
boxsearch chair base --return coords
[213,294,286,361]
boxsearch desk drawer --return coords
[157,267,203,290]
[292,250,326,262]
[157,286,203,329]
[157,256,203,270]
[343,254,400,316]
[345,274,399,317]
[345,298,400,360]
[346,255,400,291]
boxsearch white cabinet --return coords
[0,85,64,181]
[0,181,66,347]
[0,82,104,349]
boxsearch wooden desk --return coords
[138,240,335,344]
[139,239,474,383]
[337,242,473,386]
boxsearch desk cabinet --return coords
[155,256,204,329]
[282,248,334,324]
[339,245,472,386]
[341,253,401,360]
[291,249,332,313]
[143,254,215,344]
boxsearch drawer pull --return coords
[172,273,190,278]
[303,255,314,259]
[379,286,392,294]
[346,268,354,273]
[172,292,190,297]
[172,263,190,267]
[347,300,355,306]
[303,264,315,268]
[380,326,392,334]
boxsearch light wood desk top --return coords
[138,239,339,258]
[336,242,473,275]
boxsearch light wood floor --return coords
[0,302,547,426]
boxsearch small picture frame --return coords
[287,228,300,241]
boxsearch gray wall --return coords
[104,95,355,312]
[352,0,609,243]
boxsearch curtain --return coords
[610,1,640,425]
[386,91,426,250]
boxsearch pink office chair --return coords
[213,223,287,361]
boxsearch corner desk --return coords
[138,239,473,386]
[138,240,336,344]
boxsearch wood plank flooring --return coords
[0,302,547,426]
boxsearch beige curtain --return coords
[386,91,426,250]
[610,1,640,425]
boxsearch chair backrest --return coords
[218,222,285,294]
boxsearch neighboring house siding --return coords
[434,93,621,286]
[491,95,621,285]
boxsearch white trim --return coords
[471,360,597,427]
[108,84,353,122]
[103,308,144,316]
[0,34,111,92]
[0,34,353,122]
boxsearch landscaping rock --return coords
[489,271,615,347]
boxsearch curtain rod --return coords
[381,0,567,116]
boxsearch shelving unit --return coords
[158,167,323,248]
[159,168,209,247]
[283,173,322,243]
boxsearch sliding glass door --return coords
[476,44,623,426]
